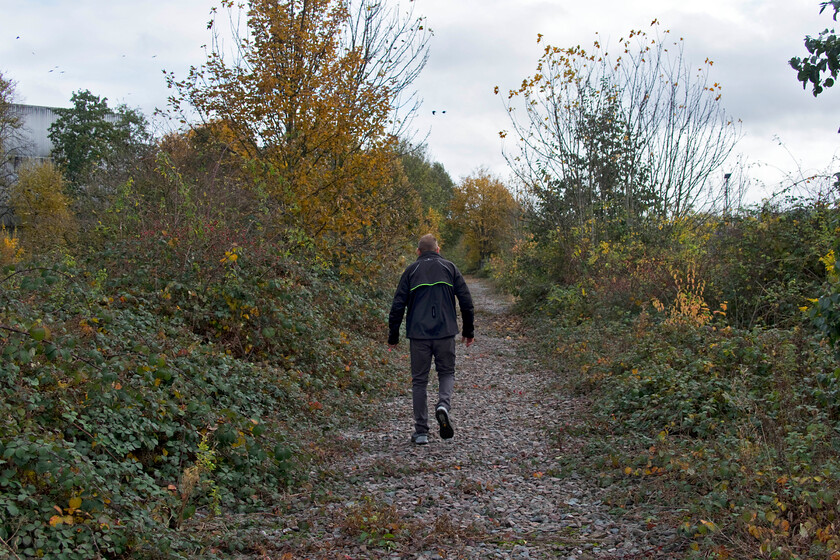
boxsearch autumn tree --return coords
[500,22,740,225]
[9,161,77,253]
[449,169,518,271]
[167,0,431,266]
[400,142,454,216]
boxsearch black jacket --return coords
[388,252,474,344]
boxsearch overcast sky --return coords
[2,0,839,202]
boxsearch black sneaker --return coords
[411,433,429,445]
[435,406,454,440]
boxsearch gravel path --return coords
[237,278,680,559]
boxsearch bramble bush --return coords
[546,312,840,558]
[0,139,406,558]
[496,201,837,330]
[705,200,837,329]
[809,213,840,359]
[0,247,398,558]
[500,195,840,557]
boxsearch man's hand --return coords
[462,337,475,348]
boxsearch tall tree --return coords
[400,142,454,216]
[449,170,518,270]
[500,22,740,222]
[167,0,430,263]
[48,90,151,192]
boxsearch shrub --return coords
[0,225,23,264]
[706,201,837,328]
[543,307,840,558]
[809,216,840,358]
[9,161,77,254]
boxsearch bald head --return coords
[417,234,439,254]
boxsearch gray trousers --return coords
[409,336,456,435]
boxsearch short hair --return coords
[417,234,439,253]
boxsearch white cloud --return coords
[1,0,837,198]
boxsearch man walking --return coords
[388,234,475,445]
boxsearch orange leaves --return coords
[449,170,518,271]
[49,497,84,526]
[0,226,24,265]
[49,514,74,527]
[171,0,427,273]
[623,464,664,477]
[746,523,764,540]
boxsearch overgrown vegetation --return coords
[496,194,840,558]
[491,15,840,560]
[4,1,840,557]
[0,1,449,555]
[1,241,398,558]
[528,261,840,558]
[0,127,415,557]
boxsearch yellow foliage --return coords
[0,225,24,264]
[49,514,75,527]
[450,169,518,270]
[220,246,240,264]
[821,250,837,283]
[9,161,77,254]
[169,0,426,274]
[68,496,82,513]
[421,207,444,242]
[654,263,712,327]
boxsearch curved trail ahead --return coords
[238,278,671,559]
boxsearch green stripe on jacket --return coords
[410,281,453,292]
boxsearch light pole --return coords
[723,172,732,216]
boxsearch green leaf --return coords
[29,325,48,342]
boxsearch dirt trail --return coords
[237,278,669,559]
